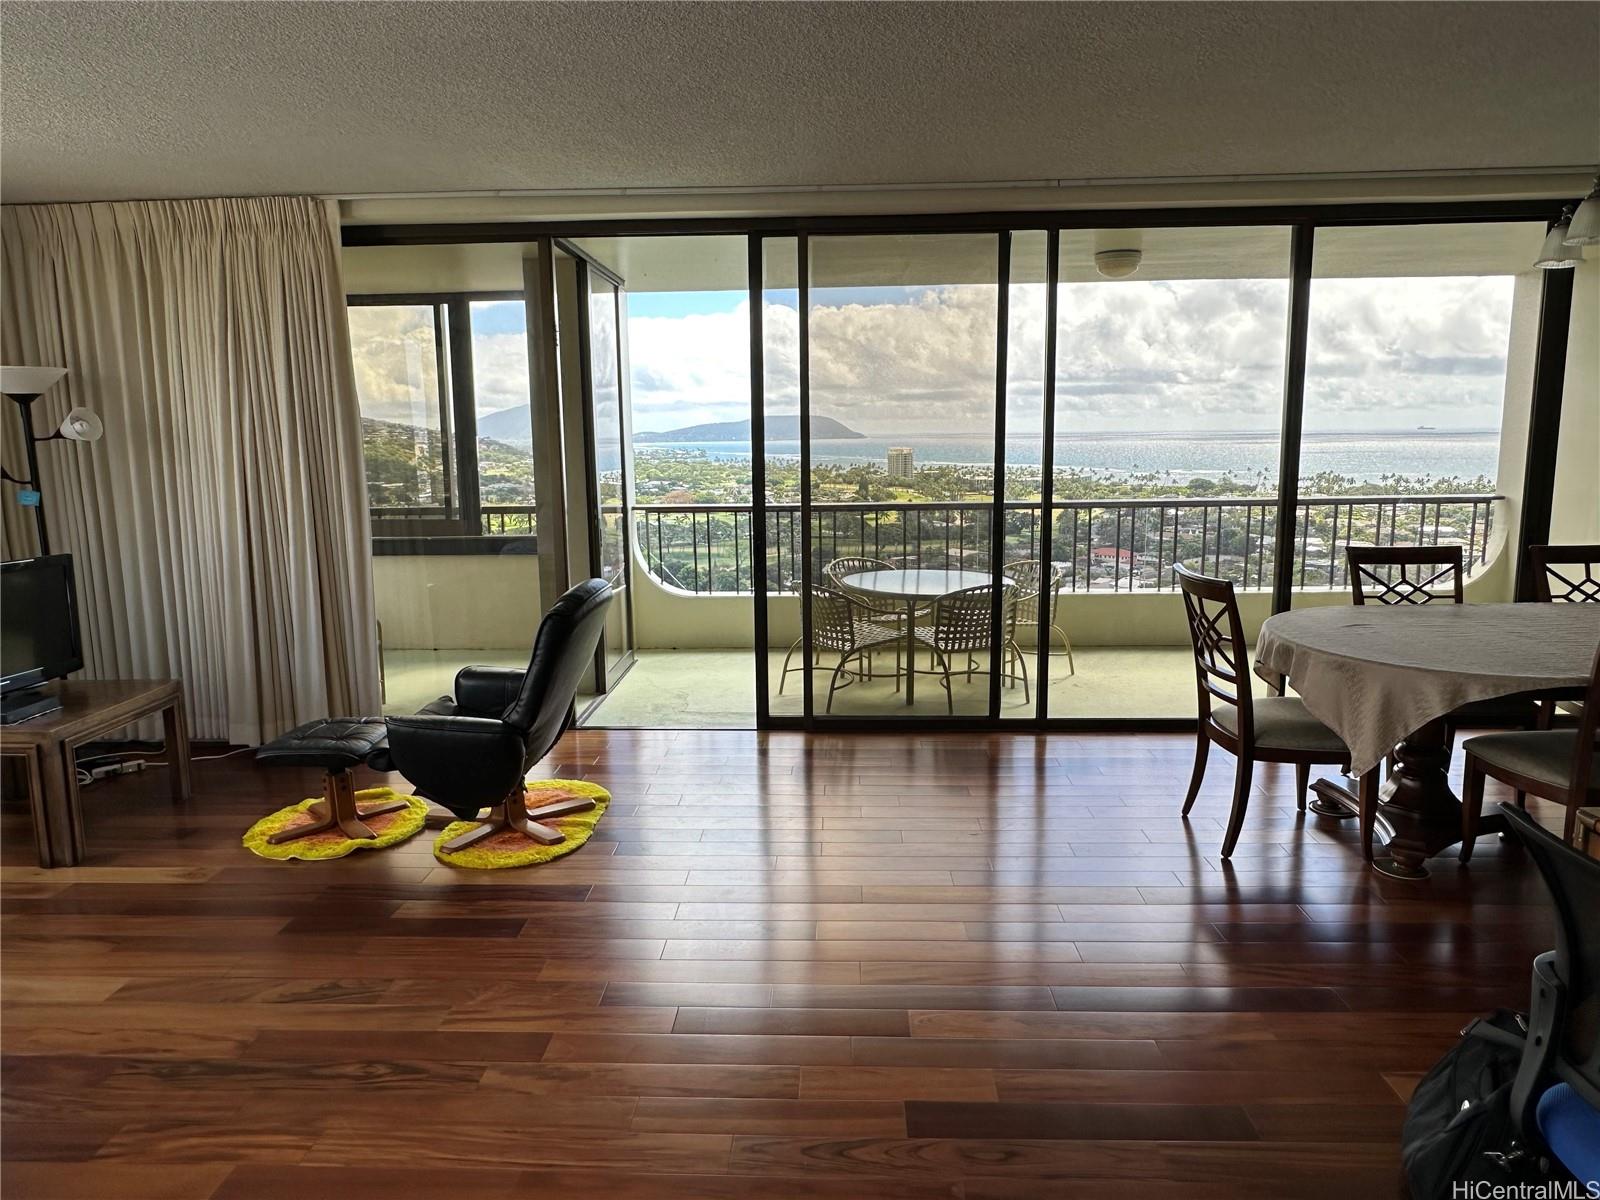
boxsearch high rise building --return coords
[887,447,914,480]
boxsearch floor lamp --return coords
[0,367,103,557]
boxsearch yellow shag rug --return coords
[432,778,611,870]
[242,787,427,861]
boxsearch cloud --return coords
[623,274,1516,435]
[349,273,1520,439]
[349,305,537,425]
[628,302,757,430]
[469,330,531,415]
[1302,277,1517,423]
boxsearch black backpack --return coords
[1402,1009,1578,1198]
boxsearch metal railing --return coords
[635,494,1501,596]
[365,504,539,537]
[482,505,538,535]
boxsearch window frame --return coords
[348,290,536,556]
[344,199,1571,730]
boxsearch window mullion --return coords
[446,296,481,534]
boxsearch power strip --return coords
[87,760,150,780]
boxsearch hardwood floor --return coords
[0,729,1560,1198]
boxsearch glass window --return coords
[1294,222,1546,592]
[619,235,754,595]
[1002,230,1049,721]
[348,303,452,513]
[469,299,535,529]
[763,238,801,716]
[588,278,627,588]
[348,294,538,540]
[1053,227,1292,594]
[1049,227,1292,720]
[806,232,1000,718]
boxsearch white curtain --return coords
[1,196,380,743]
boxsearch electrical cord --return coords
[74,744,253,787]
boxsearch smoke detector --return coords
[1094,248,1143,279]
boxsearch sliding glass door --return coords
[344,203,1559,732]
[1291,222,1547,603]
[1049,227,1292,717]
[579,264,636,689]
[756,226,1300,724]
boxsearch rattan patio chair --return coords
[777,585,905,711]
[1008,559,1072,675]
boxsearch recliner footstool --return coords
[254,718,408,844]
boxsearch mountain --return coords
[476,404,534,446]
[635,415,863,443]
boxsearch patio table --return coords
[1255,602,1598,878]
[841,568,1012,705]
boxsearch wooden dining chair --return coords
[1176,566,1359,859]
[1348,544,1464,605]
[1527,544,1600,604]
[1461,642,1600,855]
[1527,544,1600,731]
[1349,544,1540,785]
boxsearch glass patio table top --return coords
[840,568,1012,599]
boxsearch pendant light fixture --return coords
[1562,172,1600,247]
[1535,206,1583,269]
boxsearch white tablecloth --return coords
[1254,603,1600,777]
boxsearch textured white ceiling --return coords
[2,1,1597,206]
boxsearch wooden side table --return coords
[0,679,192,867]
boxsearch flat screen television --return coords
[1,554,84,723]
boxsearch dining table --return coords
[841,568,1011,705]
[1254,601,1600,878]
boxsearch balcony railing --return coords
[482,505,537,536]
[636,495,1501,596]
[366,504,539,538]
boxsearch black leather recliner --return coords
[374,578,613,852]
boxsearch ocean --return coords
[632,429,1499,485]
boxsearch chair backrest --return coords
[809,585,859,651]
[1567,640,1600,805]
[1007,560,1043,593]
[1499,803,1600,1103]
[1008,560,1061,628]
[1527,544,1600,604]
[931,584,999,651]
[502,579,614,760]
[825,556,894,591]
[1176,565,1253,741]
[1347,544,1465,605]
[1005,560,1040,629]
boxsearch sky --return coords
[349,276,1520,439]
[621,274,1518,435]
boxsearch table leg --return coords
[1308,778,1360,818]
[904,600,917,706]
[1372,716,1479,880]
[42,740,86,867]
[163,694,193,803]
[8,747,56,868]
